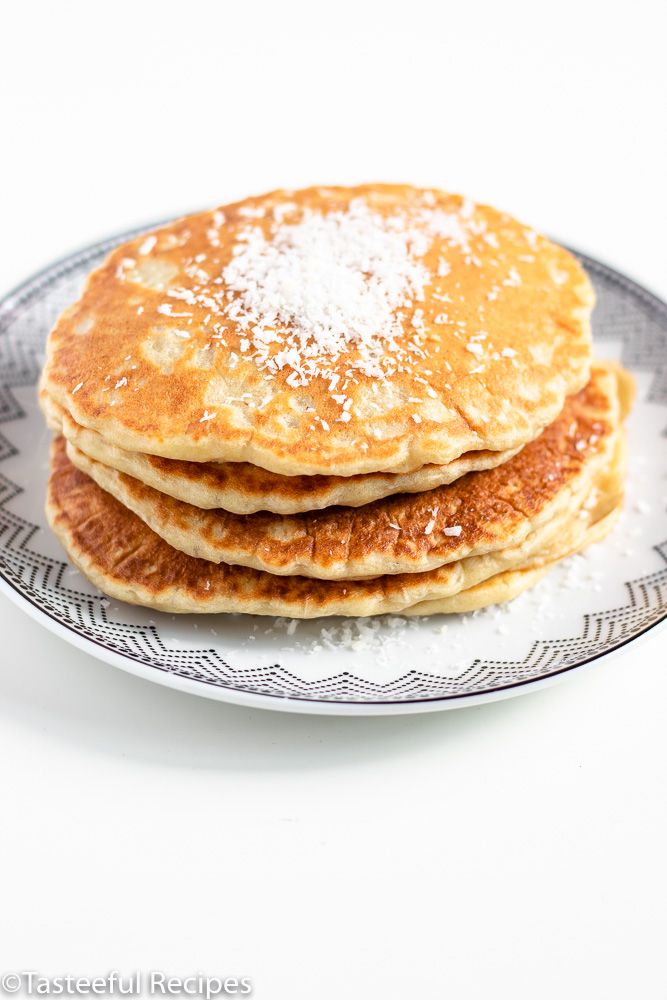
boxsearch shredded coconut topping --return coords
[115,193,546,424]
[218,199,481,388]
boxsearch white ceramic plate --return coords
[0,228,665,714]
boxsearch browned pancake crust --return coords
[42,390,521,513]
[46,433,623,618]
[64,365,619,579]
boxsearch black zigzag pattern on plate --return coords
[0,233,665,705]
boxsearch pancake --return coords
[62,364,628,580]
[41,184,593,477]
[45,434,624,618]
[405,440,627,614]
[406,505,621,616]
[41,392,521,514]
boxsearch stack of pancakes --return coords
[40,185,633,618]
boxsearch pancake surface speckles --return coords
[62,364,624,580]
[41,185,594,476]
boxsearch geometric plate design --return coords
[0,227,665,712]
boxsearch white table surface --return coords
[2,2,665,997]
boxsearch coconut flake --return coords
[219,199,480,390]
[138,235,157,256]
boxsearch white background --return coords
[1,1,666,997]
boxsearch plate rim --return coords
[0,568,665,714]
[0,229,666,715]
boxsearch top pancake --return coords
[41,184,593,476]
